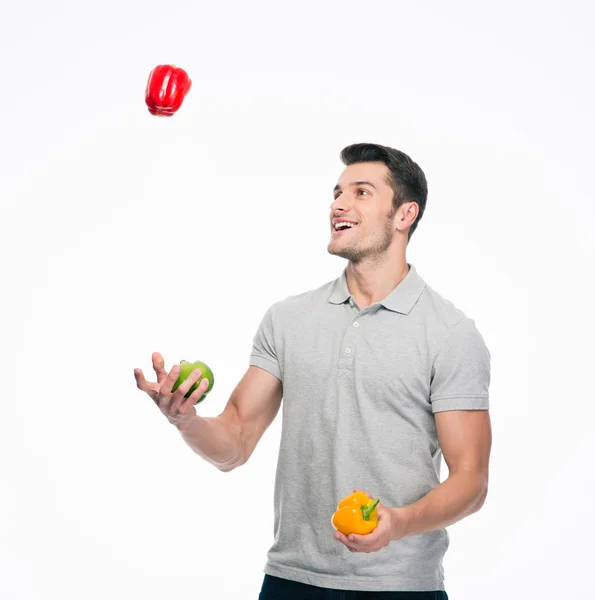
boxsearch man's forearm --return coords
[176,416,243,472]
[392,470,488,540]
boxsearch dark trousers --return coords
[258,575,449,599]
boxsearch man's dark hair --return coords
[340,143,428,241]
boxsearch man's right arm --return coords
[176,365,283,472]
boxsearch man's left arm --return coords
[335,409,492,552]
[335,317,492,553]
[393,315,493,539]
[391,408,491,540]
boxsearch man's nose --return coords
[331,196,349,213]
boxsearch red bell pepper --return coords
[145,64,192,117]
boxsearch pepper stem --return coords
[361,498,380,520]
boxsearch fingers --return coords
[145,360,208,426]
[335,529,373,553]
[152,352,168,383]
[179,376,210,413]
[334,530,358,552]
[135,353,166,392]
[157,364,180,401]
[170,368,208,414]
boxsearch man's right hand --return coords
[134,352,210,431]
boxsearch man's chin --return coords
[327,243,339,256]
[327,245,350,260]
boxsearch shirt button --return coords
[349,298,354,306]
[353,321,359,327]
[344,348,351,354]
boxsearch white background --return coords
[1,1,594,598]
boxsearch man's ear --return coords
[395,202,419,232]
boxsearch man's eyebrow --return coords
[333,181,377,193]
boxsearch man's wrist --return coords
[175,414,197,434]
[390,505,414,541]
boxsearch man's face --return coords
[327,162,398,263]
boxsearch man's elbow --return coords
[472,479,489,513]
[218,459,242,473]
[216,447,246,473]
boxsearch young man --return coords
[134,143,492,599]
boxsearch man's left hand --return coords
[333,489,407,553]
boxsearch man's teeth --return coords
[335,222,356,230]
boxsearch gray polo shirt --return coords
[249,263,490,592]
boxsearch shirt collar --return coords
[328,263,426,315]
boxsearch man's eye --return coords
[333,189,369,200]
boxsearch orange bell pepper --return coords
[331,491,380,536]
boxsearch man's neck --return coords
[345,254,409,309]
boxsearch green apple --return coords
[172,359,214,404]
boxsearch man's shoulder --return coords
[267,276,336,317]
[415,279,488,355]
[419,279,476,331]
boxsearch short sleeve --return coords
[249,305,282,382]
[430,318,491,413]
